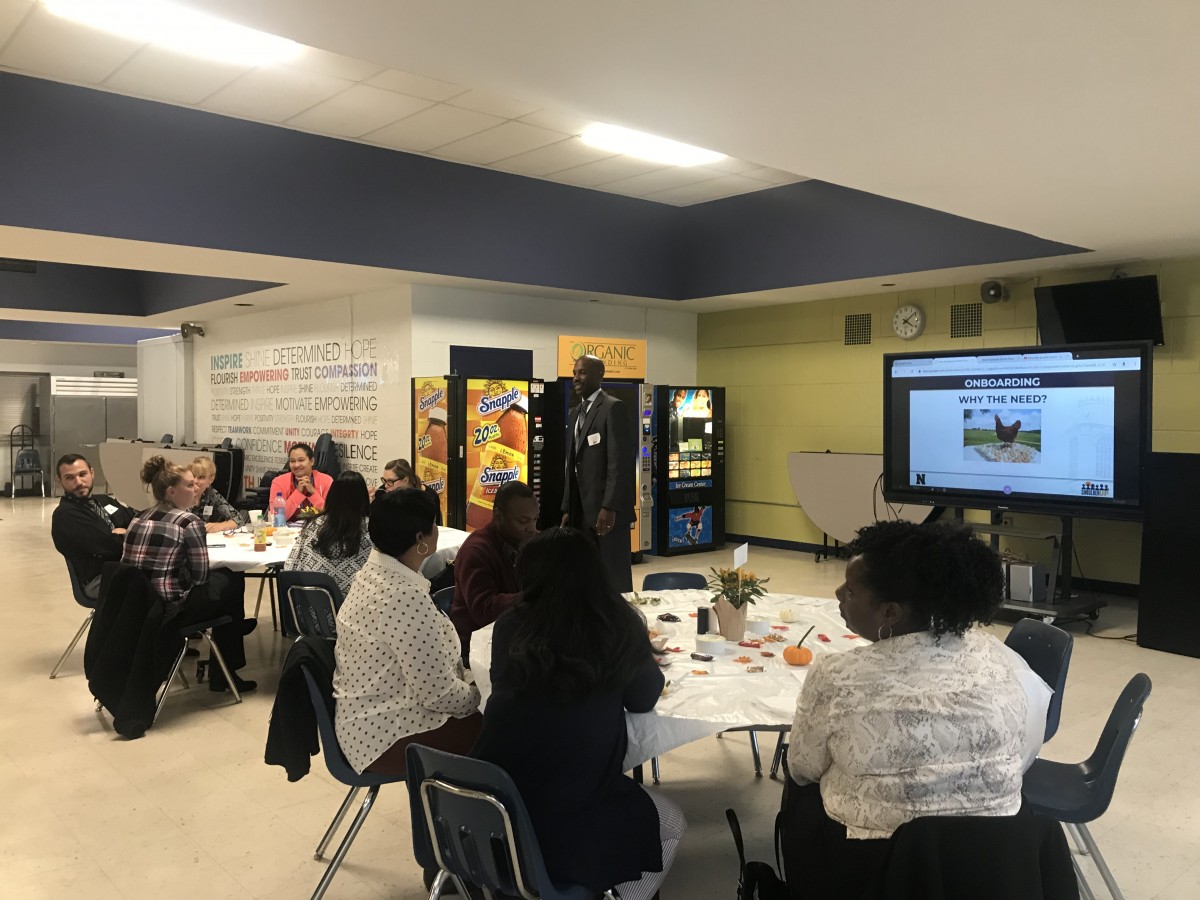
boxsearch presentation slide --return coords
[908,384,1115,498]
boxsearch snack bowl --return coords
[696,633,727,656]
[746,616,771,635]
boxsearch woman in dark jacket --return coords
[471,528,685,898]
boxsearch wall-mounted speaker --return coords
[980,280,1008,303]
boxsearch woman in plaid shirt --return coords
[121,456,256,693]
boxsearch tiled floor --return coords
[3,495,1199,898]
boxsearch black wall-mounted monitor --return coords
[882,342,1152,519]
[1035,275,1164,346]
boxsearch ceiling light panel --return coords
[42,0,301,67]
[581,123,725,167]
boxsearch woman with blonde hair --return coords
[188,456,241,533]
[122,456,256,693]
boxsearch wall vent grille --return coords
[844,313,872,345]
[950,302,983,338]
[51,376,138,397]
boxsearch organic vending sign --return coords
[413,377,449,524]
[556,335,647,380]
[464,378,529,532]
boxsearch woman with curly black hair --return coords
[780,520,1051,899]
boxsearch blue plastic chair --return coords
[431,586,454,617]
[1006,617,1074,741]
[1023,673,1151,900]
[642,571,707,591]
[278,570,343,640]
[50,559,98,678]
[406,745,619,899]
[301,662,407,900]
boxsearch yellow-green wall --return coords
[698,256,1200,585]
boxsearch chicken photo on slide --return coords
[995,415,1022,447]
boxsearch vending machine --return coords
[412,375,544,532]
[650,385,726,556]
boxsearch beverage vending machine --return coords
[649,385,726,556]
[413,375,546,532]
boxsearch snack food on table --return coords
[760,651,775,658]
[656,612,681,622]
[737,640,761,648]
[746,665,764,673]
[690,652,714,662]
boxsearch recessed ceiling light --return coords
[581,123,726,167]
[43,0,301,67]
[233,302,254,307]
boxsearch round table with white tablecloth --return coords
[470,589,866,770]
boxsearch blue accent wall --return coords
[0,319,175,344]
[0,72,1087,313]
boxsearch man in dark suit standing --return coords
[561,354,635,593]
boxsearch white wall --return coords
[0,339,136,376]
[192,286,411,489]
[410,285,698,385]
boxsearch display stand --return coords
[955,510,1106,624]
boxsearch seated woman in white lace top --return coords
[283,470,373,599]
[781,520,1051,899]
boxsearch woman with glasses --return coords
[372,458,443,525]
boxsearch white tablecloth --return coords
[205,525,471,574]
[470,589,866,769]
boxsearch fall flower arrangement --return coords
[707,567,770,610]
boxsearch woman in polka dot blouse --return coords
[332,488,481,775]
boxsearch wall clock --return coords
[892,304,926,340]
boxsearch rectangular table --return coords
[471,589,865,769]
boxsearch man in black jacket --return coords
[51,454,136,599]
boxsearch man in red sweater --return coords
[450,480,539,662]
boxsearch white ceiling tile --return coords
[0,1,34,49]
[287,84,433,137]
[546,155,670,188]
[433,120,566,165]
[365,68,464,101]
[646,174,775,205]
[291,46,385,83]
[599,166,725,196]
[703,156,764,175]
[488,137,616,177]
[742,166,810,185]
[104,46,249,105]
[200,65,353,123]
[0,4,143,84]
[364,103,504,152]
[516,108,593,136]
[446,88,538,120]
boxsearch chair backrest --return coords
[642,571,707,591]
[431,586,454,617]
[298,657,396,789]
[278,570,344,640]
[405,745,573,900]
[63,559,97,610]
[312,432,341,478]
[219,437,233,449]
[1005,618,1074,741]
[14,447,41,469]
[160,433,174,444]
[1076,673,1152,820]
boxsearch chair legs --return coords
[153,630,241,726]
[651,756,661,784]
[311,784,381,900]
[748,730,763,776]
[251,566,281,631]
[1071,853,1098,900]
[1069,821,1125,900]
[49,611,94,678]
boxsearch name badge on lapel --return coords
[203,505,214,517]
[103,504,119,515]
[587,432,601,447]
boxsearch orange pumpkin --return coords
[783,645,814,666]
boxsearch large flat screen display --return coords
[883,342,1152,518]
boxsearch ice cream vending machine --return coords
[412,375,542,532]
[649,385,725,556]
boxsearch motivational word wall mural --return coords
[195,298,406,490]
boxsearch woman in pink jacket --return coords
[269,443,333,521]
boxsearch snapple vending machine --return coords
[413,375,535,532]
[651,386,726,556]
